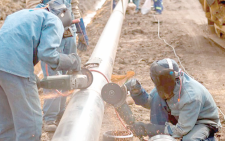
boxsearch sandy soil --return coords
[1,0,225,140]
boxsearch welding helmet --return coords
[150,58,179,100]
[47,0,73,28]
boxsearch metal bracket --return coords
[84,57,102,69]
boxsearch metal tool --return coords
[101,83,135,125]
[101,83,177,141]
[37,68,93,91]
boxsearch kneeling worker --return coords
[126,58,221,140]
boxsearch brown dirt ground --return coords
[1,0,225,140]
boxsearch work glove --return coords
[125,78,142,96]
[144,123,166,137]
[127,122,147,137]
[127,122,147,138]
[67,67,83,75]
[56,53,81,72]
[125,78,144,105]
[75,18,89,51]
[128,122,166,138]
[67,69,80,75]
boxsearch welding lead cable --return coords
[153,15,192,78]
[217,107,225,122]
[177,76,182,102]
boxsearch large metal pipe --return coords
[52,0,129,140]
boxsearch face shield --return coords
[150,61,176,100]
[47,0,74,38]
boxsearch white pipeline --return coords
[52,0,129,140]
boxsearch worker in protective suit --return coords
[0,1,82,140]
[133,0,140,12]
[113,0,140,12]
[26,0,89,132]
[153,0,163,14]
[125,58,221,140]
[113,0,117,9]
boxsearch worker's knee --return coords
[182,136,204,141]
[182,124,211,141]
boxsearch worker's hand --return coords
[67,69,80,75]
[128,122,166,137]
[75,18,89,51]
[144,123,166,137]
[67,66,82,75]
[56,53,81,72]
[127,122,147,137]
[125,78,142,96]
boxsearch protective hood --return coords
[150,59,179,100]
[35,3,48,9]
[47,0,73,28]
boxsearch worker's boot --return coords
[43,121,57,132]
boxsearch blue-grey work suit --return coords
[113,0,117,9]
[131,73,221,140]
[41,0,78,123]
[133,0,140,11]
[0,9,80,141]
[153,0,163,14]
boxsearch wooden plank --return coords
[204,0,210,12]
[208,33,225,48]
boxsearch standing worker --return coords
[125,58,221,140]
[113,0,140,13]
[133,0,140,12]
[112,0,117,9]
[26,0,89,132]
[153,0,163,14]
[0,0,83,140]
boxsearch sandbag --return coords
[141,0,151,14]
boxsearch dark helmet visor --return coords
[150,61,176,100]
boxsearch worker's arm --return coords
[165,100,201,138]
[131,87,157,109]
[125,78,154,109]
[128,98,201,138]
[37,15,81,72]
[71,0,81,19]
[26,0,40,9]
[131,88,154,109]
